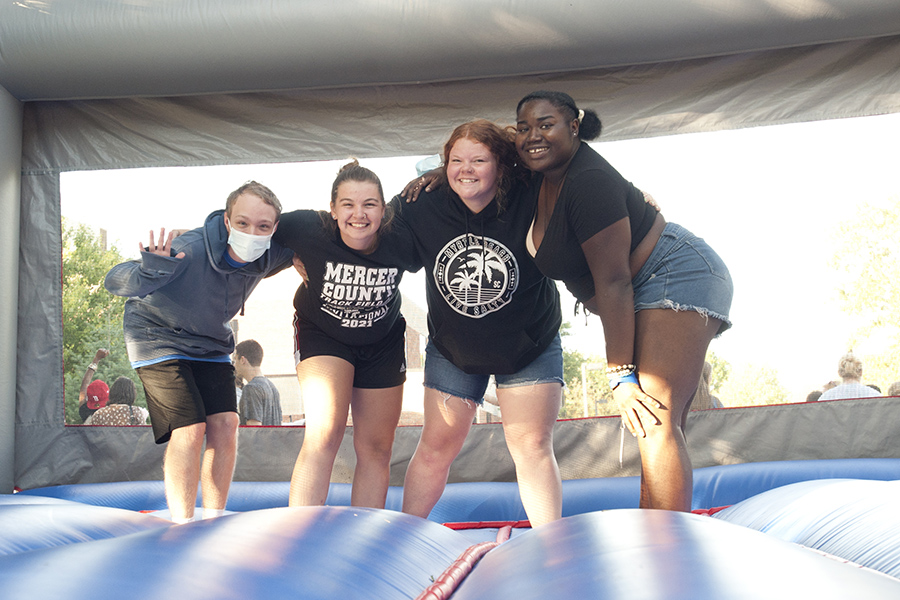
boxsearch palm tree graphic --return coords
[450,249,506,304]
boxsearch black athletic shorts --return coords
[292,314,407,389]
[137,359,237,444]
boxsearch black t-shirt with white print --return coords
[274,210,419,346]
[387,184,561,375]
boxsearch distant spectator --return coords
[83,380,109,420]
[78,348,109,422]
[233,339,282,426]
[806,390,823,403]
[819,353,881,401]
[87,376,149,426]
[868,384,882,394]
[887,381,900,397]
[690,362,723,410]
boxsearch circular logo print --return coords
[434,234,518,318]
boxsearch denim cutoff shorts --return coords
[632,222,733,335]
[423,334,564,404]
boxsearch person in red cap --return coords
[78,348,109,423]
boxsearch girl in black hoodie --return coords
[391,120,564,527]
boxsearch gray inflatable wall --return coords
[3,1,900,491]
[0,84,22,493]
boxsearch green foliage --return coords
[62,220,145,423]
[717,363,788,406]
[559,329,615,419]
[560,328,737,415]
[706,351,731,394]
[829,196,900,390]
[561,345,585,389]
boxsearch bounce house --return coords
[2,2,900,598]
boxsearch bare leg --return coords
[496,383,563,527]
[348,385,404,508]
[289,356,354,506]
[200,411,239,511]
[402,387,477,518]
[164,421,205,520]
[634,308,721,511]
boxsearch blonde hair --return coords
[225,181,282,218]
[837,352,863,380]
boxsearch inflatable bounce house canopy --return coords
[2,3,900,599]
[0,0,899,494]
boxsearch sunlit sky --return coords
[62,112,900,401]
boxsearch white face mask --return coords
[227,227,272,263]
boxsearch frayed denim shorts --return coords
[423,334,564,404]
[633,222,733,335]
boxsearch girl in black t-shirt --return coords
[274,161,416,509]
[515,91,733,512]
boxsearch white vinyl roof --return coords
[2,0,900,101]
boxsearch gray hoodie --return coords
[105,209,293,366]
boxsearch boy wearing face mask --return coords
[105,181,293,523]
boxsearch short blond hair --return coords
[837,352,863,380]
[226,181,282,219]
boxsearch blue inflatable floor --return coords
[3,459,900,599]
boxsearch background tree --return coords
[829,195,900,391]
[560,346,617,419]
[706,351,731,395]
[62,219,145,423]
[559,321,622,418]
[717,363,789,406]
[560,324,738,416]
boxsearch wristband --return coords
[88,363,98,371]
[609,372,639,390]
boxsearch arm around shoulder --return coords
[265,242,296,278]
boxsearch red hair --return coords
[442,119,523,212]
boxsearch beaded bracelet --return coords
[609,372,639,390]
[606,363,636,376]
